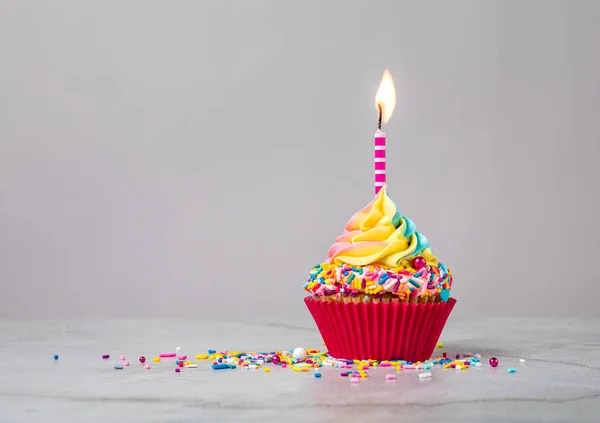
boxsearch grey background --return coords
[0,0,598,320]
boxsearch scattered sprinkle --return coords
[153,357,160,362]
[139,356,146,363]
[351,377,360,383]
[114,364,123,370]
[53,354,59,360]
[101,354,110,359]
[519,359,526,363]
[314,372,322,378]
[175,368,181,373]
[293,347,307,361]
[419,372,432,379]
[489,357,499,367]
[508,368,517,374]
[386,374,396,380]
[436,343,444,348]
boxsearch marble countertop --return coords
[1,316,599,423]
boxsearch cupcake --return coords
[304,185,456,362]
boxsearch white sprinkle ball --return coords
[292,347,307,361]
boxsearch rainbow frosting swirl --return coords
[304,186,453,303]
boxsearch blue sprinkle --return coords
[343,271,349,276]
[508,368,517,374]
[212,364,229,370]
[53,354,59,360]
[414,271,423,278]
[319,278,325,284]
[302,282,309,289]
[114,364,123,370]
[424,365,431,370]
[208,349,216,354]
[314,372,322,378]
[378,274,389,285]
[440,289,450,302]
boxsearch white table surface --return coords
[1,316,599,423]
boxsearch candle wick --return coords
[378,104,382,130]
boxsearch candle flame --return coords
[375,68,396,124]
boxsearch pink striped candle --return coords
[374,129,386,194]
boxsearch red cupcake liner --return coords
[304,297,456,362]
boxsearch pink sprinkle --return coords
[351,377,360,383]
[386,374,396,380]
[124,361,130,366]
[281,363,287,368]
[379,363,391,367]
[403,365,415,370]
[144,364,150,370]
[120,355,126,360]
[177,355,187,360]
[159,353,176,358]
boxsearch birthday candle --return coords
[374,129,386,194]
[374,68,396,195]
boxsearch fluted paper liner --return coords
[304,297,456,362]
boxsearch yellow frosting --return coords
[327,186,438,268]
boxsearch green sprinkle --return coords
[346,273,356,285]
[409,278,421,288]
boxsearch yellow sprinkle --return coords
[153,357,160,362]
[396,366,402,371]
[371,362,378,367]
[358,370,368,378]
[443,363,451,369]
[264,367,271,373]
[196,354,209,360]
[436,343,444,348]
[353,360,361,364]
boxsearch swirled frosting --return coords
[304,185,453,303]
[326,186,437,268]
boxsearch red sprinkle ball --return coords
[412,256,426,270]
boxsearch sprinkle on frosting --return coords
[305,185,453,302]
